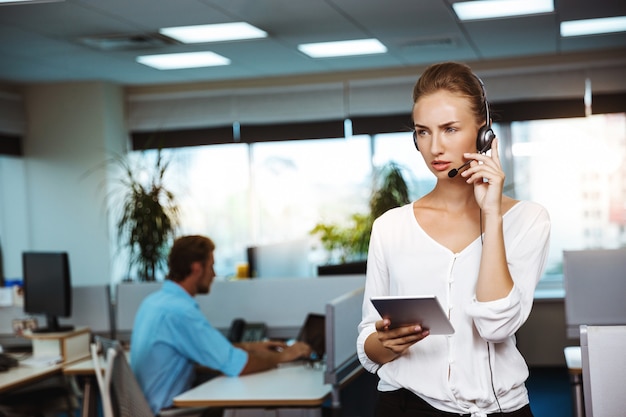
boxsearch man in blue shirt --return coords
[131,235,311,415]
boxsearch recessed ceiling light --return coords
[0,0,64,3]
[452,0,554,21]
[297,39,387,58]
[561,16,626,37]
[136,51,230,70]
[159,22,267,44]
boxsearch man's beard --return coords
[197,282,210,294]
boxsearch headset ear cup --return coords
[476,125,495,153]
[413,130,419,151]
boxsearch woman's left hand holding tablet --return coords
[375,318,430,357]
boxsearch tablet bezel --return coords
[370,295,455,335]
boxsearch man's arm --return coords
[237,341,311,375]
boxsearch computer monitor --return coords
[246,239,312,278]
[22,251,74,333]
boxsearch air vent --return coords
[399,36,456,48]
[78,33,178,51]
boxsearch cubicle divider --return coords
[0,284,113,348]
[60,284,113,338]
[563,248,626,339]
[580,325,626,417]
[114,276,366,342]
[324,286,365,413]
[114,281,162,341]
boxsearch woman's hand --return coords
[374,318,430,357]
[461,137,505,214]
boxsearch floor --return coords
[527,367,573,417]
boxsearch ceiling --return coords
[0,0,625,88]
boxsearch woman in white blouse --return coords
[357,62,550,417]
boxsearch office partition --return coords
[114,276,365,341]
[563,249,626,339]
[114,282,162,341]
[0,284,112,348]
[59,284,113,337]
[580,325,626,417]
[196,276,365,334]
[324,286,365,413]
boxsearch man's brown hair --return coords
[167,235,215,282]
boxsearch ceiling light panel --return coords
[452,0,554,21]
[298,39,387,58]
[561,16,626,37]
[136,51,231,70]
[159,22,267,43]
[0,0,64,3]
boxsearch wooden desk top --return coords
[62,356,99,376]
[0,362,62,393]
[173,362,331,408]
[0,349,95,394]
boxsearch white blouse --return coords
[357,200,550,417]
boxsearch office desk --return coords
[564,346,583,417]
[173,363,331,408]
[0,362,62,393]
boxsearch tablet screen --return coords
[370,295,455,335]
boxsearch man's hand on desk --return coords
[237,340,312,375]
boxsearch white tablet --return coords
[370,295,455,335]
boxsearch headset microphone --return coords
[448,160,471,178]
[447,137,494,178]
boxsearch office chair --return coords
[90,337,211,417]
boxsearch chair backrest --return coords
[580,325,626,417]
[108,342,154,417]
[91,336,154,417]
[91,337,116,417]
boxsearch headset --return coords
[412,73,495,154]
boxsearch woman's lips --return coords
[431,160,451,172]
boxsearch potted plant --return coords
[109,149,179,281]
[311,162,410,273]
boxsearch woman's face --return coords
[412,90,479,178]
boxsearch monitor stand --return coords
[31,315,74,334]
[23,327,90,363]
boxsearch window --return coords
[508,113,626,278]
[141,136,371,277]
[125,113,625,284]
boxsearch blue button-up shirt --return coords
[131,280,248,413]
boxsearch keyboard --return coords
[0,353,19,372]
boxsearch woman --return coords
[357,62,550,417]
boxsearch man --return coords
[131,235,312,415]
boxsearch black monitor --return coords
[22,252,74,333]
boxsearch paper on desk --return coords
[21,355,63,367]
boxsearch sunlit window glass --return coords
[372,131,436,200]
[250,136,371,270]
[510,113,626,278]
[141,144,250,277]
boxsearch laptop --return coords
[296,313,325,362]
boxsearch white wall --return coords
[0,82,126,285]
